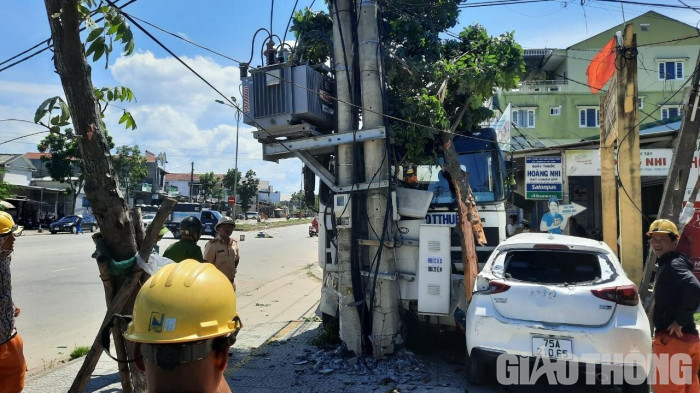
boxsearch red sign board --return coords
[228,196,236,206]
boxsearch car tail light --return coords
[488,281,511,294]
[591,284,639,306]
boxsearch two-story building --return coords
[499,11,699,143]
[499,11,700,243]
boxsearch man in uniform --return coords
[0,212,26,393]
[204,216,239,290]
[163,216,203,262]
[647,219,700,392]
[124,259,241,393]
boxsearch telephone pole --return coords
[358,0,399,357]
[190,162,194,203]
[616,24,643,286]
[331,0,363,355]
[639,49,700,309]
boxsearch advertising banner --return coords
[525,156,563,200]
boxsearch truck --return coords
[318,127,509,331]
[164,202,223,238]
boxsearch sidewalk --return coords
[24,319,472,392]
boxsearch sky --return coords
[0,0,698,199]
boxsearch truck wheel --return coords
[90,225,96,232]
[173,230,181,239]
[465,351,487,385]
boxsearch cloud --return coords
[106,51,303,194]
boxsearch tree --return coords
[41,1,159,391]
[222,168,241,195]
[0,171,15,204]
[199,172,220,202]
[290,190,304,210]
[113,145,147,202]
[237,170,260,213]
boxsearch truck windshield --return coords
[414,149,506,204]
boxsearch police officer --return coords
[204,216,239,290]
[163,216,203,262]
[124,259,241,393]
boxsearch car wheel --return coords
[622,381,649,393]
[173,230,181,239]
[90,225,96,232]
[465,351,487,385]
[70,226,76,234]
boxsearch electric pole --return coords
[358,0,399,357]
[616,24,643,286]
[639,48,700,310]
[190,162,194,203]
[331,0,363,355]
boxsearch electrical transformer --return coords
[241,64,334,136]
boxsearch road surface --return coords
[12,223,320,374]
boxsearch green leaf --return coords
[85,36,105,59]
[118,112,129,125]
[86,27,104,43]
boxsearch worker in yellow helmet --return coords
[0,211,25,393]
[647,219,700,393]
[124,259,241,393]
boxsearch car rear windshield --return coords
[499,250,610,284]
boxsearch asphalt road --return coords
[12,223,320,374]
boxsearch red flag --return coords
[586,37,617,94]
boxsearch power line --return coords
[0,0,139,74]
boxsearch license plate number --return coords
[532,337,572,359]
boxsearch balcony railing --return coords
[520,79,568,86]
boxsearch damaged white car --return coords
[465,233,651,392]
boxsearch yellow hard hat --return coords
[124,259,239,344]
[158,226,169,237]
[646,219,679,237]
[0,211,17,235]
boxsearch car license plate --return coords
[532,337,572,360]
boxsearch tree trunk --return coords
[440,134,486,303]
[43,1,144,391]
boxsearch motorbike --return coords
[309,225,318,237]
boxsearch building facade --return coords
[498,11,700,143]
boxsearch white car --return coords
[465,233,651,391]
[141,213,155,228]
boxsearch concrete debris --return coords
[294,345,432,385]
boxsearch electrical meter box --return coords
[334,194,351,228]
[417,225,451,315]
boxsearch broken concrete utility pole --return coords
[331,0,363,355]
[639,49,700,311]
[599,91,619,255]
[358,0,400,358]
[615,24,643,286]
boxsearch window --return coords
[637,97,644,109]
[579,108,600,128]
[661,106,683,120]
[513,108,536,128]
[550,106,561,116]
[640,24,649,32]
[658,61,684,80]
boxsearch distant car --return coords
[142,213,155,228]
[49,215,98,234]
[465,233,651,391]
[245,212,260,220]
